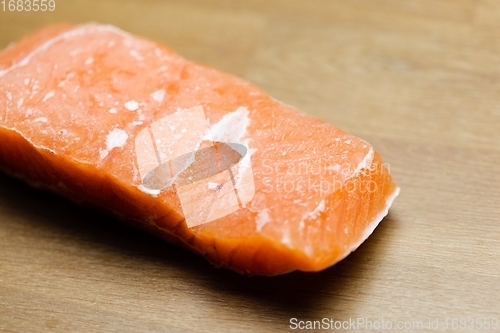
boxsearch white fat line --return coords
[353,148,374,175]
[338,186,401,261]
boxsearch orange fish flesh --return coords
[0,23,399,275]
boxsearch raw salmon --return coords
[0,23,399,275]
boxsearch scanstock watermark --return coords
[289,317,499,331]
[134,105,392,228]
[261,156,391,196]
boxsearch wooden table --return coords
[1,1,499,332]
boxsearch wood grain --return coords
[1,1,499,332]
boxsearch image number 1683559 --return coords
[1,0,56,11]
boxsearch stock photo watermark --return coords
[289,317,499,331]
[134,105,392,228]
[261,158,390,196]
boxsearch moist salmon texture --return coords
[0,23,399,275]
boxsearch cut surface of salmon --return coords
[0,23,399,275]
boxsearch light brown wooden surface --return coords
[1,1,499,332]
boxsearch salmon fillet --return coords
[0,23,399,275]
